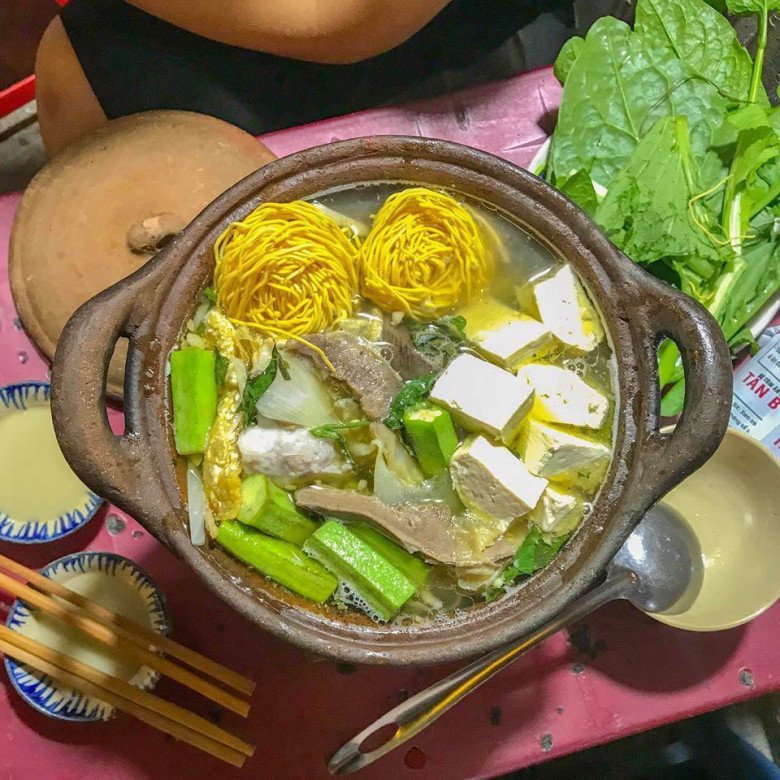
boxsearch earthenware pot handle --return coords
[51,255,173,545]
[630,265,733,499]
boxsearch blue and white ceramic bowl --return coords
[0,381,103,543]
[5,552,171,721]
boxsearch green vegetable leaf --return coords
[513,526,544,575]
[594,116,728,294]
[658,339,684,388]
[557,169,599,214]
[728,327,761,355]
[553,36,584,86]
[310,419,370,469]
[310,419,371,438]
[241,346,281,425]
[532,531,572,571]
[726,0,780,14]
[724,126,780,232]
[716,237,780,342]
[202,286,218,304]
[636,0,755,102]
[384,372,438,430]
[214,353,229,388]
[661,377,686,416]
[551,10,742,186]
[406,315,469,369]
[485,529,572,601]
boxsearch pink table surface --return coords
[0,67,778,780]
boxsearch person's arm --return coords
[124,0,452,64]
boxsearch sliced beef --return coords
[296,332,403,420]
[295,487,515,566]
[380,317,439,380]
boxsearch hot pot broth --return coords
[170,183,616,623]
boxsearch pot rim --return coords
[51,136,733,664]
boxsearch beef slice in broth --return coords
[296,332,403,420]
[295,487,515,567]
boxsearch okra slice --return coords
[348,524,430,588]
[170,347,218,455]
[237,475,318,545]
[403,402,459,476]
[304,521,416,621]
[217,521,337,603]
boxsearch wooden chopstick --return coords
[0,571,250,717]
[0,553,254,696]
[0,626,250,767]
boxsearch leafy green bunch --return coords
[545,0,780,414]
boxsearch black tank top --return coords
[61,0,564,134]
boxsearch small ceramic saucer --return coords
[5,551,171,721]
[0,381,102,543]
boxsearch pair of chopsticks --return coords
[0,553,256,767]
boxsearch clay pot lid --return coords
[9,110,276,400]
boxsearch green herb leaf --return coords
[214,353,229,388]
[241,346,280,425]
[384,372,438,430]
[202,286,217,304]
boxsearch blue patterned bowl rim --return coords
[0,381,104,544]
[5,551,172,722]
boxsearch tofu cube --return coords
[531,487,584,533]
[533,265,604,352]
[472,317,553,368]
[430,353,534,442]
[518,364,608,429]
[450,436,548,520]
[521,419,610,479]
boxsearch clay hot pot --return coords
[51,137,733,665]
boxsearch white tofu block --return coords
[518,364,608,429]
[430,353,534,442]
[450,436,548,520]
[472,317,553,368]
[522,419,610,479]
[531,487,584,533]
[533,265,604,352]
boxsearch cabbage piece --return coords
[186,467,207,546]
[370,422,461,509]
[256,353,339,428]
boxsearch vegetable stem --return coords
[748,0,769,104]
